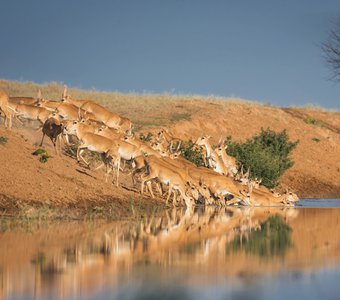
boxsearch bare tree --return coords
[322,16,340,82]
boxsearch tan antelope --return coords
[195,136,229,176]
[94,127,143,170]
[160,155,212,204]
[62,86,132,132]
[215,142,238,177]
[67,120,142,170]
[157,129,182,151]
[242,182,299,206]
[102,148,121,186]
[8,102,52,125]
[0,90,12,128]
[8,89,42,106]
[118,116,133,134]
[33,89,63,110]
[141,156,196,208]
[61,86,91,107]
[94,126,124,141]
[151,141,168,154]
[9,96,38,106]
[235,165,250,184]
[80,101,122,129]
[37,99,94,121]
[189,166,246,206]
[147,156,197,203]
[123,134,165,157]
[64,120,110,164]
[64,120,121,185]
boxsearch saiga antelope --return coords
[0,90,12,128]
[40,117,64,155]
[195,136,229,176]
[141,156,195,208]
[7,102,51,125]
[215,142,238,177]
[65,120,121,185]
[61,86,90,108]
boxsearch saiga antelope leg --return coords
[77,146,90,166]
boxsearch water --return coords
[297,198,340,208]
[1,199,340,300]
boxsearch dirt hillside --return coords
[0,82,339,215]
[165,102,340,198]
[0,127,162,218]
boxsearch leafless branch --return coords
[322,16,340,82]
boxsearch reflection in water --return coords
[227,215,292,257]
[0,206,340,299]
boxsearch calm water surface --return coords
[1,199,340,300]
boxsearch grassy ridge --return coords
[0,79,254,130]
[0,80,199,128]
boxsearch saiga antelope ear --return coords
[245,167,250,178]
[37,89,42,100]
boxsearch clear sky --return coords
[0,0,339,108]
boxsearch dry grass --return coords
[0,79,260,130]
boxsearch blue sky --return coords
[0,0,339,108]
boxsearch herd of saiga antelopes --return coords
[0,87,299,208]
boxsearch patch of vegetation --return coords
[170,112,191,122]
[226,215,292,257]
[180,140,205,167]
[137,121,164,127]
[312,137,321,142]
[0,136,8,145]
[226,128,298,188]
[32,147,52,163]
[304,116,324,127]
[139,132,153,142]
[64,141,102,167]
[64,141,79,157]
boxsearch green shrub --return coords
[312,137,320,142]
[226,128,298,188]
[39,153,52,163]
[170,113,191,122]
[0,136,8,145]
[180,140,205,167]
[32,147,52,163]
[304,117,324,127]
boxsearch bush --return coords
[32,147,52,163]
[304,116,324,127]
[180,140,205,167]
[0,136,8,145]
[226,128,298,188]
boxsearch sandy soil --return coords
[0,101,339,217]
[0,126,163,218]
